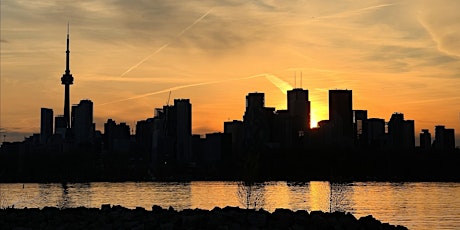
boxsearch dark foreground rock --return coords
[0,205,408,230]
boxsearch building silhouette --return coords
[433,125,455,151]
[287,88,311,133]
[150,99,192,166]
[243,92,276,153]
[224,120,244,159]
[1,26,459,182]
[55,115,66,138]
[387,113,415,149]
[104,119,131,153]
[72,99,94,145]
[175,99,192,163]
[40,108,53,145]
[329,90,353,147]
[420,129,432,151]
[366,118,386,149]
[353,110,368,148]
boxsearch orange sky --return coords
[1,0,460,145]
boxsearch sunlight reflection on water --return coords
[1,181,459,229]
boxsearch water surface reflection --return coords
[0,181,458,229]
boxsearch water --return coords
[0,181,459,229]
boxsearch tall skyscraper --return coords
[329,89,353,146]
[245,92,264,110]
[433,125,455,151]
[388,113,415,149]
[72,99,93,144]
[287,88,310,132]
[40,108,53,144]
[174,99,192,163]
[367,118,385,148]
[55,115,66,138]
[61,24,74,130]
[420,129,432,151]
[353,110,368,147]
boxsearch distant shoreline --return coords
[1,147,459,184]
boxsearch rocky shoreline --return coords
[0,205,408,229]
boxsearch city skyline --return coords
[1,1,460,144]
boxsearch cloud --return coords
[418,18,460,58]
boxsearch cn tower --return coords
[61,24,74,129]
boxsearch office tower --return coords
[420,129,431,151]
[202,132,232,164]
[150,99,192,164]
[353,110,368,147]
[243,92,273,150]
[329,90,353,146]
[55,115,67,138]
[61,24,74,131]
[367,118,385,148]
[72,99,94,144]
[388,113,404,148]
[224,120,244,156]
[40,108,53,145]
[433,125,455,151]
[246,92,264,109]
[388,113,415,149]
[135,118,155,156]
[287,88,311,132]
[104,119,131,153]
[174,99,192,163]
[404,119,415,149]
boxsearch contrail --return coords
[265,74,293,94]
[315,3,397,20]
[120,9,213,77]
[97,73,293,106]
[177,9,213,37]
[97,74,263,106]
[120,43,170,77]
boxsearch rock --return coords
[0,206,407,230]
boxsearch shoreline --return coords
[0,205,408,229]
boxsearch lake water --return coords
[0,181,458,229]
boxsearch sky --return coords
[1,0,460,145]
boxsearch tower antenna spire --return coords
[294,72,296,88]
[301,72,303,89]
[61,23,74,130]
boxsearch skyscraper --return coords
[72,99,93,144]
[353,110,368,147]
[433,125,455,151]
[175,99,192,163]
[420,129,431,151]
[40,108,53,145]
[329,89,353,146]
[61,24,74,131]
[287,88,310,132]
[388,112,415,149]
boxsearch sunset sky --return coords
[1,0,460,145]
